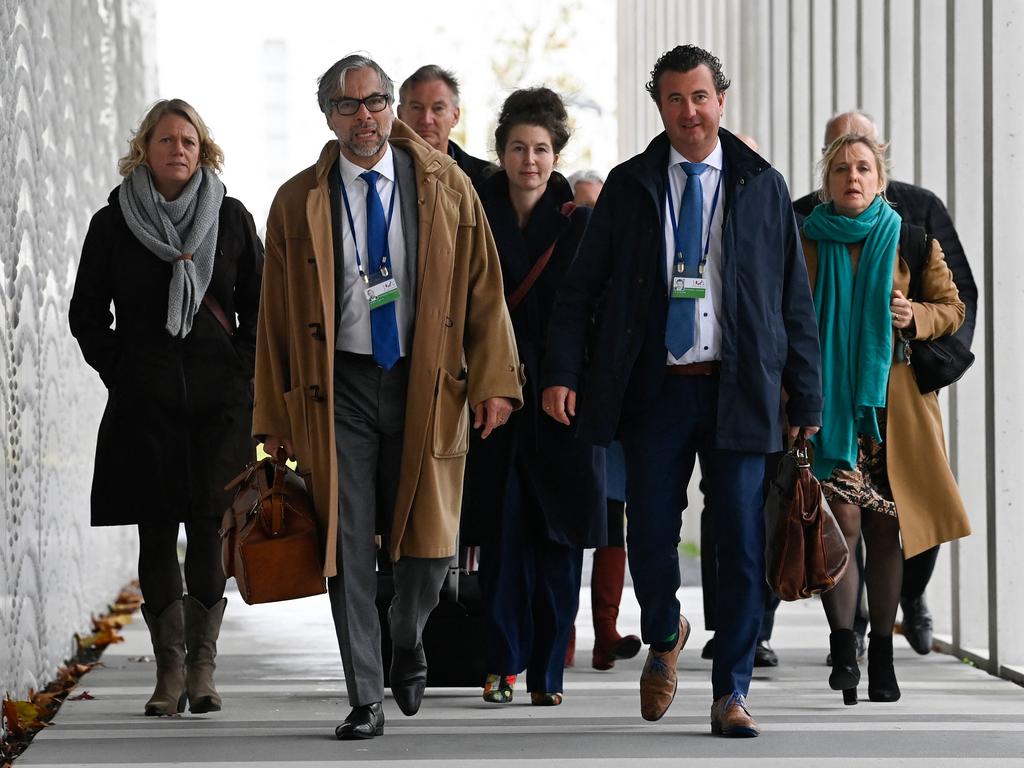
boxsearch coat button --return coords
[739,178,745,185]
[308,322,325,340]
[444,317,454,327]
[626,327,633,335]
[309,384,325,402]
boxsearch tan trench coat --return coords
[253,121,524,576]
[803,236,971,557]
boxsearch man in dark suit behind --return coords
[542,44,822,737]
[397,64,495,194]
[793,110,978,657]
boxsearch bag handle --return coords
[259,449,290,537]
[506,202,577,312]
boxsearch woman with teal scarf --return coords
[801,133,968,706]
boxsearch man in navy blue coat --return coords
[542,45,822,737]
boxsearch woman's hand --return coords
[890,289,915,332]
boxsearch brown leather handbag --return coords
[220,453,326,604]
[764,437,850,601]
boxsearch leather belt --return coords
[666,361,720,376]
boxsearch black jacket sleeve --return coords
[69,209,120,387]
[229,203,265,376]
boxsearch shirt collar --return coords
[337,142,396,187]
[667,138,723,173]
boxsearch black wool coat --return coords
[543,129,823,453]
[69,187,264,526]
[462,172,606,549]
[447,140,497,196]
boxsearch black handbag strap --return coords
[899,223,933,301]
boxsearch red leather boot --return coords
[591,546,641,669]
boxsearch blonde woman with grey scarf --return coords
[70,99,264,717]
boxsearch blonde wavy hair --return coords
[816,132,890,204]
[118,99,224,177]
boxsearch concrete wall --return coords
[617,0,1024,681]
[0,0,154,702]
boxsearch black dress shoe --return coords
[390,643,428,716]
[701,635,715,660]
[753,640,778,668]
[335,702,384,740]
[900,595,934,655]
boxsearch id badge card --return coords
[671,277,707,300]
[364,272,400,310]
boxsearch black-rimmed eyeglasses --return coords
[329,94,391,116]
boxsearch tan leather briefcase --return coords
[220,455,326,604]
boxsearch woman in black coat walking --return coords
[69,99,263,717]
[463,88,605,706]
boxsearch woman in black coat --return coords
[69,99,263,717]
[463,88,605,706]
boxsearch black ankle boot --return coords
[867,634,901,702]
[828,629,860,705]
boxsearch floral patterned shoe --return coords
[530,692,563,706]
[483,674,516,703]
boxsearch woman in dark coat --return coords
[69,99,263,717]
[463,87,605,706]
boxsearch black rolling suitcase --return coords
[376,546,485,686]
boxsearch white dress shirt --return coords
[663,140,724,365]
[335,144,413,356]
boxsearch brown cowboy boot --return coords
[592,546,641,670]
[141,600,187,716]
[184,595,227,713]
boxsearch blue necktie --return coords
[360,170,400,370]
[665,161,707,358]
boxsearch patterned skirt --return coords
[821,408,898,518]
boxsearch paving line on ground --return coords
[30,720,1024,739]
[18,758,1024,768]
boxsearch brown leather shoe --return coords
[639,614,690,721]
[710,692,760,737]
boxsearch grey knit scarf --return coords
[118,165,225,337]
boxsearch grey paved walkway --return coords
[18,584,1024,767]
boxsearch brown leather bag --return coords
[764,437,850,601]
[220,453,326,604]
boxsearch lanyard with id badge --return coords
[340,177,400,310]
[666,167,721,299]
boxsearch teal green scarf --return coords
[803,196,901,480]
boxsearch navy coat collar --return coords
[622,128,771,218]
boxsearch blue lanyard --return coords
[666,165,722,276]
[339,175,398,283]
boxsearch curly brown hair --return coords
[494,87,570,156]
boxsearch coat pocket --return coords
[282,385,313,467]
[432,369,470,458]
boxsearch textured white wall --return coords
[616,0,1024,680]
[0,0,155,702]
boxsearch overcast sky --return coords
[155,0,617,229]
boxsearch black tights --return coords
[822,502,903,637]
[606,498,625,548]
[137,519,226,614]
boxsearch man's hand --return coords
[262,435,295,461]
[788,425,820,440]
[541,386,576,426]
[473,397,514,439]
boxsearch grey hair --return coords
[567,169,605,193]
[823,109,879,149]
[399,64,461,107]
[316,54,395,115]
